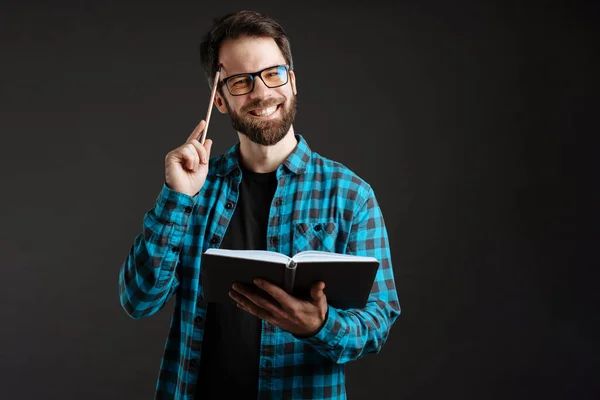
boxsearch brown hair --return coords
[199,10,294,90]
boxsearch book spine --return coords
[284,260,297,294]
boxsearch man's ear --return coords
[214,90,229,114]
[290,70,298,95]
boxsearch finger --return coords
[204,139,213,160]
[230,292,257,314]
[182,144,200,170]
[236,301,272,322]
[310,281,326,302]
[253,278,295,307]
[188,139,210,165]
[232,283,283,316]
[185,120,206,143]
[229,290,273,320]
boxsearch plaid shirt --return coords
[119,134,401,399]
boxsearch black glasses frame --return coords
[219,64,290,96]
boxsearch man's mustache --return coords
[241,98,285,113]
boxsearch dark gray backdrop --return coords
[0,0,596,399]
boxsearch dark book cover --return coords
[200,250,380,310]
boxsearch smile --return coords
[248,104,280,117]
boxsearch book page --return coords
[292,250,378,263]
[204,248,290,264]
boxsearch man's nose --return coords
[250,76,272,99]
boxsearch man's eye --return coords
[231,77,251,87]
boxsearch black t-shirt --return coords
[195,165,277,399]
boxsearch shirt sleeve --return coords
[297,187,401,363]
[118,183,197,319]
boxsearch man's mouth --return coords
[248,104,280,117]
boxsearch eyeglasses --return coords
[219,64,290,96]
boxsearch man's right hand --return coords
[164,120,213,197]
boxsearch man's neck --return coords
[237,127,298,173]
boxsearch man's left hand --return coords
[229,279,328,337]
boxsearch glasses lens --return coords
[227,75,253,95]
[262,66,288,87]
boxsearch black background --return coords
[0,0,597,399]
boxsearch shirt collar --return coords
[215,134,312,177]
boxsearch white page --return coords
[292,250,378,263]
[204,248,290,264]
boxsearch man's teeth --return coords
[251,105,278,116]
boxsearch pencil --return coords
[200,64,222,144]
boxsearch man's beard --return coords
[224,94,297,146]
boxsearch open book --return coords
[200,249,380,310]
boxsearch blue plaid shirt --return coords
[119,134,401,399]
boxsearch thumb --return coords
[310,281,326,302]
[204,139,213,161]
[204,139,212,157]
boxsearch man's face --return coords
[214,36,297,146]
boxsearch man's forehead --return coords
[218,36,286,77]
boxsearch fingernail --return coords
[253,279,262,286]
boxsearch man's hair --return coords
[199,10,294,90]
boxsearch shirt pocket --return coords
[292,221,338,254]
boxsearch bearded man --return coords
[118,10,400,400]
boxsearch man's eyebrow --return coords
[227,64,284,76]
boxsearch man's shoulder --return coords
[308,150,373,194]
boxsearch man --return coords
[119,10,400,400]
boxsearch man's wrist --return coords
[164,182,199,198]
[295,307,329,339]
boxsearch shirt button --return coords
[314,224,322,232]
[210,236,220,245]
[184,206,193,214]
[275,198,282,207]
[171,245,181,252]
[225,201,234,210]
[195,316,203,324]
[270,237,278,247]
[190,359,197,368]
[233,169,240,176]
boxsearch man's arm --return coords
[230,186,401,362]
[118,184,196,319]
[298,187,401,363]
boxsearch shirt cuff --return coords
[153,183,198,226]
[296,305,346,349]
